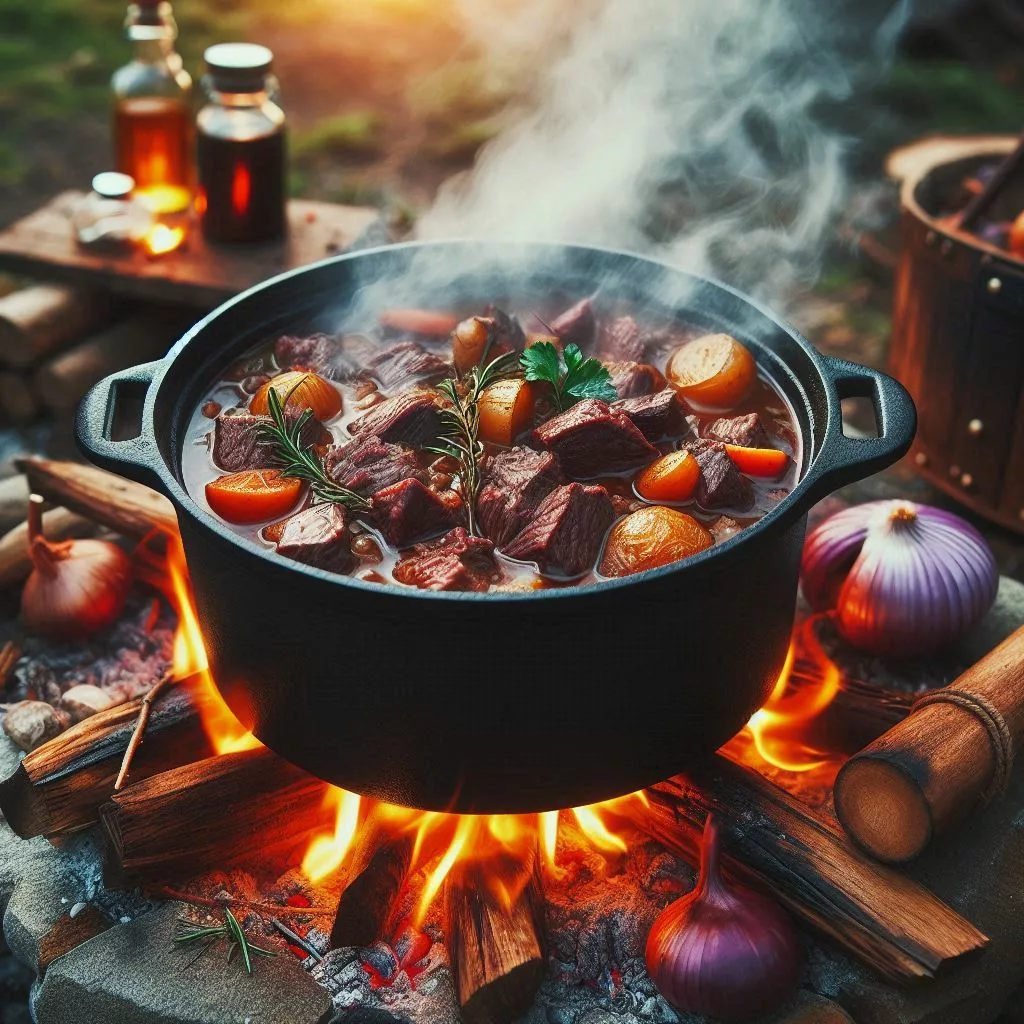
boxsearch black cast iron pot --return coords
[76,241,915,813]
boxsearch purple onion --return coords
[801,500,998,658]
[645,816,802,1021]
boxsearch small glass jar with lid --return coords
[111,0,193,214]
[196,43,287,245]
[72,172,153,249]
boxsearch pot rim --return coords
[78,239,916,603]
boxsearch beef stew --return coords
[182,301,801,592]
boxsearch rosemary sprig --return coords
[427,350,520,536]
[257,386,370,511]
[174,908,275,975]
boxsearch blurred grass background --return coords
[1,0,1022,227]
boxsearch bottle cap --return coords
[92,172,136,200]
[204,43,274,92]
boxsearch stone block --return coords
[34,902,333,1024]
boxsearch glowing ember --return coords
[143,223,186,257]
[164,536,844,918]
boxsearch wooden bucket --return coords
[890,135,1024,535]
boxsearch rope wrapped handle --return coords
[912,689,1015,804]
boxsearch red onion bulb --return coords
[801,500,998,658]
[645,816,802,1021]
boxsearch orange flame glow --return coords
[166,536,260,755]
[724,615,842,776]
[143,223,186,257]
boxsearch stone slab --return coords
[33,902,333,1024]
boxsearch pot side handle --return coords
[801,357,917,506]
[75,360,167,492]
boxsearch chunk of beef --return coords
[274,333,362,381]
[212,410,327,473]
[597,316,644,362]
[706,413,770,449]
[275,504,355,574]
[349,391,443,447]
[503,483,615,578]
[685,439,754,511]
[364,342,450,391]
[393,528,500,592]
[550,299,596,349]
[372,478,463,547]
[613,389,685,441]
[477,447,565,545]
[606,361,665,399]
[324,435,425,497]
[531,399,657,478]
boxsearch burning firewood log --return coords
[835,625,1024,863]
[101,747,329,887]
[331,830,415,948]
[624,757,988,984]
[15,456,177,539]
[445,846,546,1024]
[0,672,214,839]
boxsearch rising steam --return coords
[420,0,912,306]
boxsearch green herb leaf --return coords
[520,342,562,387]
[518,342,617,409]
[564,355,618,403]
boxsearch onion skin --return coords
[22,536,134,641]
[645,816,801,1021]
[801,500,998,658]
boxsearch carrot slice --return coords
[724,444,789,478]
[635,451,700,502]
[666,333,756,409]
[379,309,460,337]
[206,470,303,525]
[478,379,535,446]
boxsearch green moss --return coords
[877,61,1023,134]
[292,111,385,162]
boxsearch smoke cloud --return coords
[419,0,913,307]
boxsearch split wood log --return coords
[624,759,988,984]
[834,625,1024,864]
[0,673,214,839]
[0,285,110,369]
[15,457,177,538]
[445,847,546,1024]
[0,506,94,590]
[33,314,183,414]
[101,747,329,887]
[331,831,415,948]
[0,371,41,424]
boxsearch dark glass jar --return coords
[196,43,286,245]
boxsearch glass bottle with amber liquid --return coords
[111,0,192,214]
[196,44,287,245]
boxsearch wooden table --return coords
[0,192,382,309]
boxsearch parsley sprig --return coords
[520,342,617,410]
[428,350,521,536]
[257,386,371,511]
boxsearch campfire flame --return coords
[164,540,843,917]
